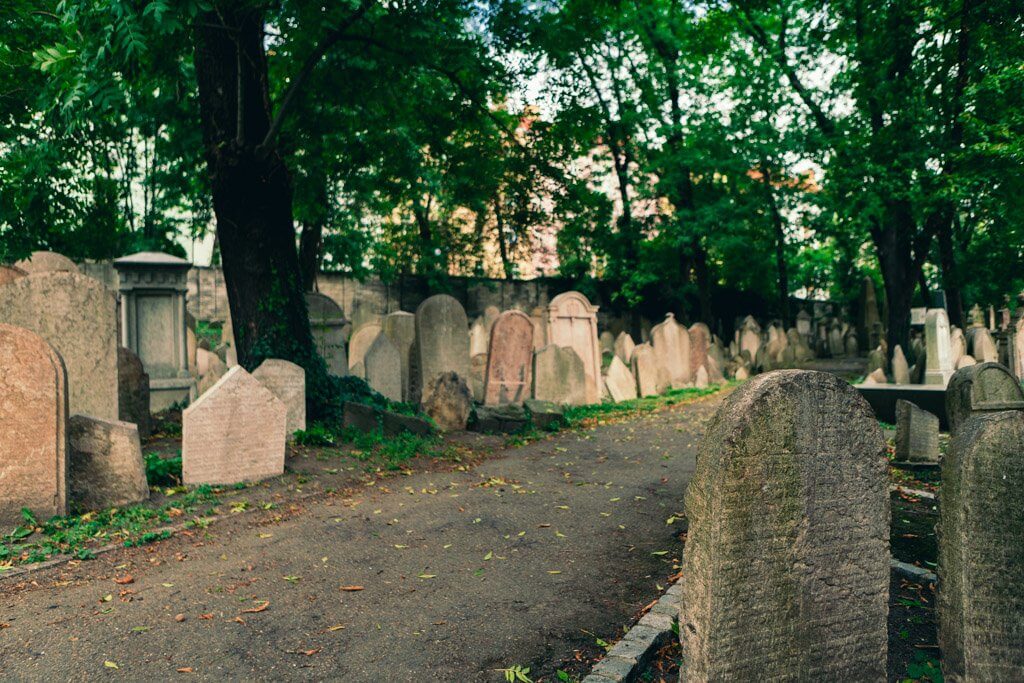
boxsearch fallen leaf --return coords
[199,613,213,620]
[483,551,493,561]
[175,614,186,622]
[340,585,364,592]
[113,575,134,585]
[241,601,269,613]
[176,667,194,673]
[229,616,245,624]
[547,570,562,574]
[104,661,119,669]
[327,624,345,631]
[418,574,436,579]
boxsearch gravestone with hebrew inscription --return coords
[69,415,149,510]
[483,310,534,405]
[306,292,348,376]
[252,359,306,437]
[946,362,1024,436]
[363,334,403,403]
[0,324,68,528]
[546,292,601,404]
[415,294,470,404]
[382,311,416,401]
[182,367,287,485]
[0,271,118,420]
[631,343,660,397]
[688,323,711,379]
[679,370,889,681]
[939,407,1024,680]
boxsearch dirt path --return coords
[0,393,724,682]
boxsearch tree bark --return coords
[193,4,317,372]
[298,219,323,291]
[493,198,513,280]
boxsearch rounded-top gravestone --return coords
[306,292,348,376]
[946,362,1024,436]
[415,294,470,403]
[483,310,534,406]
[14,250,78,274]
[546,291,601,404]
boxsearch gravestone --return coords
[113,252,196,410]
[739,320,761,360]
[599,330,615,356]
[925,309,954,386]
[651,313,691,389]
[956,354,977,369]
[382,311,416,401]
[348,322,381,372]
[688,323,711,379]
[0,264,26,286]
[306,292,348,376]
[614,331,635,365]
[863,367,887,384]
[363,334,403,403]
[68,415,149,510]
[415,294,470,403]
[859,276,881,350]
[220,316,238,367]
[0,271,118,420]
[946,362,1024,436]
[117,347,151,439]
[1014,314,1024,381]
[469,353,487,401]
[421,371,472,431]
[970,327,998,363]
[469,317,490,358]
[604,355,637,402]
[252,359,306,437]
[950,327,966,366]
[631,343,660,398]
[939,408,1024,680]
[796,308,812,337]
[894,400,939,463]
[533,345,586,405]
[694,365,709,389]
[196,348,227,396]
[546,291,601,404]
[483,310,534,405]
[182,367,287,485]
[679,370,888,681]
[530,306,548,350]
[0,325,69,528]
[14,250,78,274]
[889,345,910,384]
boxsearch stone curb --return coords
[891,558,937,584]
[890,484,936,500]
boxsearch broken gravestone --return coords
[420,371,472,431]
[69,415,149,510]
[894,399,939,463]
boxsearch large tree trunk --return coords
[875,215,918,360]
[193,4,317,372]
[298,220,323,291]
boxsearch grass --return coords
[303,422,463,471]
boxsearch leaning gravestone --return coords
[938,406,1024,680]
[415,294,471,403]
[604,355,637,402]
[382,311,416,402]
[533,344,586,405]
[894,399,939,463]
[182,366,287,485]
[306,292,348,376]
[363,334,403,403]
[631,343,660,397]
[614,331,635,365]
[925,309,954,386]
[679,370,888,681]
[946,362,1024,436]
[252,359,307,437]
[348,321,382,372]
[546,291,601,404]
[68,415,149,510]
[483,310,534,405]
[14,250,78,274]
[0,271,118,420]
[651,313,691,389]
[0,324,68,528]
[118,347,152,439]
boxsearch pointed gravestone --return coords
[306,292,348,376]
[946,362,1024,436]
[533,345,586,406]
[546,292,601,404]
[68,415,149,510]
[0,271,118,420]
[483,311,534,406]
[415,294,470,404]
[348,321,382,373]
[604,355,637,402]
[893,400,939,463]
[688,323,711,380]
[939,403,1024,680]
[631,343,661,397]
[0,324,69,528]
[614,331,636,365]
[924,309,954,386]
[252,359,306,437]
[363,334,403,403]
[182,367,287,485]
[892,344,911,384]
[679,370,888,680]
[651,313,691,389]
[970,327,998,364]
[950,327,966,366]
[382,311,416,401]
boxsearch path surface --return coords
[0,394,724,682]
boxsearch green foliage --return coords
[143,453,182,487]
[293,423,336,447]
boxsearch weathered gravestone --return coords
[694,365,709,389]
[382,311,416,401]
[925,309,955,386]
[892,344,911,384]
[546,291,601,404]
[0,264,26,286]
[604,355,637,402]
[363,334,403,403]
[117,347,151,439]
[0,324,68,528]
[938,407,1024,680]
[599,330,615,356]
[469,317,490,359]
[614,331,636,365]
[946,362,1024,436]
[0,271,118,420]
[533,344,586,405]
[530,306,548,350]
[252,359,306,437]
[415,294,471,404]
[348,321,382,373]
[483,310,534,405]
[68,415,149,510]
[306,292,348,376]
[950,327,966,366]
[651,313,691,389]
[970,327,998,364]
[182,366,286,485]
[196,348,227,396]
[421,371,473,431]
[688,323,711,379]
[894,399,939,463]
[631,343,661,397]
[679,370,889,681]
[14,250,78,274]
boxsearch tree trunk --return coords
[692,238,713,325]
[875,220,917,359]
[193,4,318,374]
[298,219,323,291]
[493,198,513,280]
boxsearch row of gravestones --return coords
[667,363,1023,681]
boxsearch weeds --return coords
[144,453,182,487]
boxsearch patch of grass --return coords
[144,453,182,487]
[294,422,336,446]
[195,320,222,349]
[338,427,456,470]
[0,487,216,568]
[562,384,727,428]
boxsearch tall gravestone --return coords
[306,292,348,376]
[348,321,382,374]
[0,324,69,527]
[382,311,416,402]
[483,310,534,405]
[415,294,471,404]
[363,334,403,403]
[925,308,955,386]
[939,405,1024,680]
[533,344,586,405]
[614,331,635,365]
[679,370,889,680]
[651,313,691,389]
[182,367,287,485]
[946,362,1024,436]
[631,343,660,397]
[469,318,490,358]
[252,359,306,437]
[687,323,711,379]
[114,252,196,410]
[546,291,601,404]
[0,271,118,420]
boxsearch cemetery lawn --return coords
[0,387,726,681]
